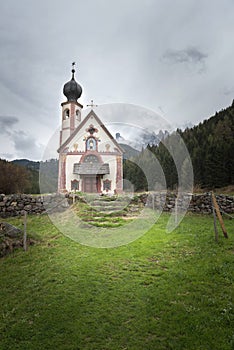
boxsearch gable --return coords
[58,110,124,154]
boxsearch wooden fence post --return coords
[23,211,27,251]
[211,192,218,242]
[211,192,228,239]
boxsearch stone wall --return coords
[0,192,233,218]
[143,192,234,214]
[0,194,45,217]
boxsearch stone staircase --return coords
[87,196,129,214]
[84,195,144,216]
[72,195,146,228]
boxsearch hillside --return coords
[0,159,58,195]
[12,159,40,170]
[0,159,32,194]
[124,102,234,191]
[179,102,234,188]
[119,143,140,159]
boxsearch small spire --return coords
[71,61,76,79]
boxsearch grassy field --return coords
[0,212,233,350]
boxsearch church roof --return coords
[58,110,124,154]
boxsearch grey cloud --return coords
[0,115,19,134]
[0,118,43,159]
[13,131,37,151]
[162,47,207,68]
[0,0,234,161]
[0,153,14,160]
[223,87,234,96]
[12,130,43,160]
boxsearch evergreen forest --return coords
[124,102,234,191]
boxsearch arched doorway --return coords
[83,155,99,193]
[73,155,110,193]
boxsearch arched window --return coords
[86,137,97,151]
[103,179,111,191]
[63,109,70,120]
[71,179,79,191]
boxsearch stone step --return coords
[91,205,126,213]
[89,201,129,208]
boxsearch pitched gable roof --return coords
[57,110,124,154]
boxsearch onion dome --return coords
[63,67,82,102]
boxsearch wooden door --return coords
[84,176,98,193]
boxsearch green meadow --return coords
[0,213,233,350]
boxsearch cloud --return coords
[12,130,44,159]
[0,0,234,160]
[223,87,234,96]
[0,116,43,160]
[0,153,14,160]
[162,47,207,72]
[13,131,35,150]
[0,115,19,134]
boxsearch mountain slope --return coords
[12,159,40,170]
[179,103,234,187]
[124,102,234,190]
[119,143,140,159]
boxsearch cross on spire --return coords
[87,99,98,108]
[71,61,76,78]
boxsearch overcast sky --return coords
[0,0,234,160]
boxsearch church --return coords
[57,67,124,194]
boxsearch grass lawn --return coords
[0,213,233,350]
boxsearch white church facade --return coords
[57,67,123,194]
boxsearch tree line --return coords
[123,102,234,191]
[0,159,58,194]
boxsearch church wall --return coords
[58,110,123,193]
[100,154,117,192]
[62,118,70,128]
[66,154,82,191]
[65,135,86,153]
[64,154,118,193]
[64,114,118,154]
[60,103,83,146]
[95,126,117,153]
[61,129,70,145]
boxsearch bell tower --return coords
[60,63,83,146]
